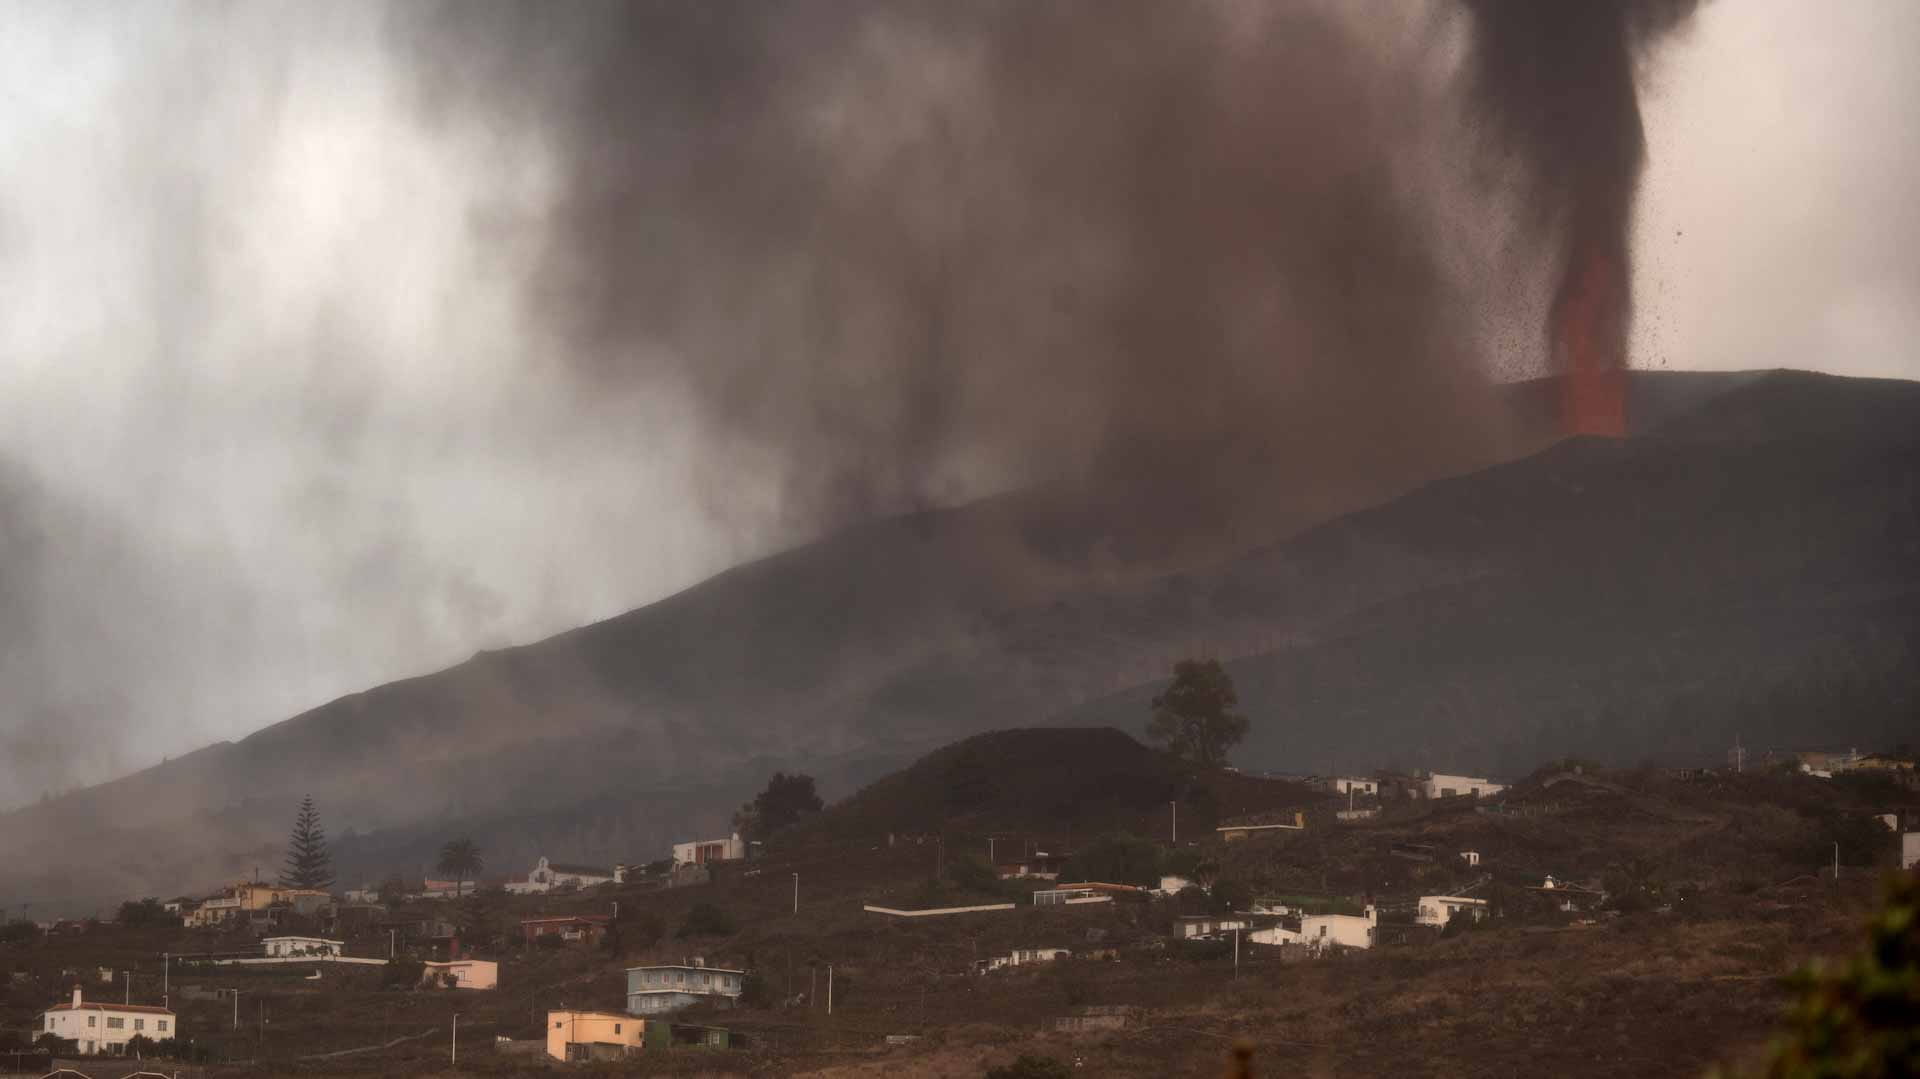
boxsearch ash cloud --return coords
[14,1,1907,813]
[1462,0,1703,416]
[392,1,1519,540]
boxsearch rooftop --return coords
[627,962,745,975]
[46,1002,175,1016]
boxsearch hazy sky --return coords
[0,0,1914,806]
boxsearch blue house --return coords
[626,959,746,1015]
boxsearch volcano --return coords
[0,368,1914,913]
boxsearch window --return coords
[134,1018,145,1030]
[158,1020,169,1032]
[88,1015,97,1027]
[614,1023,621,1034]
[554,1021,563,1029]
[107,1017,124,1029]
[46,1017,54,1030]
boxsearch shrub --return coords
[381,956,425,988]
[680,902,737,938]
[986,1054,1072,1079]
[946,854,1002,896]
[1736,873,1920,1078]
[1063,833,1162,888]
[740,971,773,1009]
[629,911,666,949]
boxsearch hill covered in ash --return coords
[793,727,1324,843]
[0,369,1914,912]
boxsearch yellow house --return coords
[185,882,331,928]
[547,1010,642,1062]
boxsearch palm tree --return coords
[437,838,483,898]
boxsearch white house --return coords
[1328,777,1378,797]
[1417,896,1489,928]
[1153,875,1195,896]
[1174,915,1246,939]
[422,958,499,990]
[41,987,175,1056]
[1423,774,1507,799]
[1249,924,1304,946]
[976,948,1071,973]
[670,834,746,868]
[626,960,745,1015]
[263,935,343,958]
[1302,906,1376,950]
[1459,851,1482,867]
[1903,832,1919,871]
[505,857,615,895]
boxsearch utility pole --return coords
[826,963,834,1015]
[451,1012,458,1065]
[125,968,131,1004]
[230,989,242,1029]
[1171,801,1177,845]
[1833,841,1840,881]
[163,953,169,1009]
[1233,928,1241,978]
[792,873,799,915]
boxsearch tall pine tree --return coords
[280,795,334,890]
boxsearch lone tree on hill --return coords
[733,772,824,842]
[279,795,335,890]
[437,838,483,897]
[1145,658,1250,768]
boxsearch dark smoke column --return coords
[1466,0,1701,438]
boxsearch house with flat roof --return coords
[1217,811,1305,840]
[671,833,746,867]
[1303,905,1377,950]
[547,1009,640,1062]
[1416,895,1489,928]
[1422,774,1507,799]
[263,935,343,958]
[40,987,175,1056]
[626,959,746,1015]
[422,958,498,990]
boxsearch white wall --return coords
[41,997,175,1055]
[1416,896,1488,928]
[1424,774,1506,799]
[1903,832,1919,870]
[671,834,745,866]
[1302,907,1376,949]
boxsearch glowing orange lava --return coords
[1555,247,1628,438]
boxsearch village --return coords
[0,729,1915,1077]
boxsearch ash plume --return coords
[1463,0,1703,435]
[394,1,1515,550]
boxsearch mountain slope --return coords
[2,368,1913,912]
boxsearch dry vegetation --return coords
[0,737,1912,1077]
